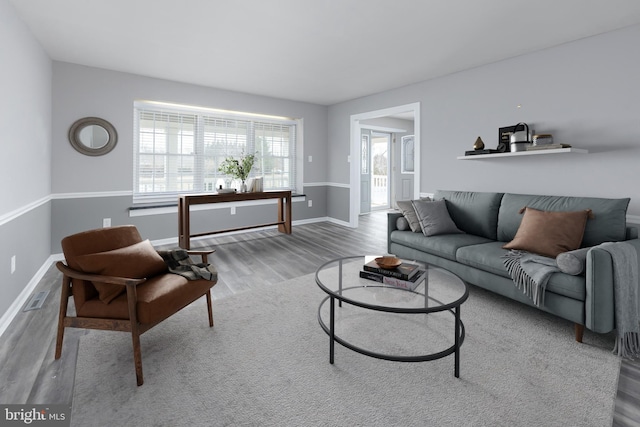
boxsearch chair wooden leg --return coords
[206,290,214,327]
[131,330,144,386]
[55,275,71,360]
[575,323,585,343]
[126,285,144,386]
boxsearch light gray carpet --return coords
[72,267,620,426]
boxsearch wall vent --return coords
[23,291,49,312]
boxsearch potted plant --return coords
[218,152,257,192]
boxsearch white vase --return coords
[240,181,247,193]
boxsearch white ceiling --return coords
[10,0,640,105]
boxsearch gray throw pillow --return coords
[396,216,410,231]
[396,200,421,232]
[411,199,463,237]
[556,247,590,275]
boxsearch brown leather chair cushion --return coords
[76,273,214,324]
[75,240,168,303]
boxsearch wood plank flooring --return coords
[0,210,638,426]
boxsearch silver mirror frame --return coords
[68,117,118,156]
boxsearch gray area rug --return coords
[72,266,620,426]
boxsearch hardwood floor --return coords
[0,210,638,426]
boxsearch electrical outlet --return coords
[11,255,16,274]
[103,218,111,227]
[230,206,236,215]
[308,200,313,208]
[308,155,313,162]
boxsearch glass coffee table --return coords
[316,255,469,377]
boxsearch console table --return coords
[178,191,292,249]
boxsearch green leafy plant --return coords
[218,152,257,182]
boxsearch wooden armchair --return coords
[55,225,217,386]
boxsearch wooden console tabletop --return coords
[178,191,292,249]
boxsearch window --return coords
[133,101,300,203]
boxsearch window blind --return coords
[133,102,298,203]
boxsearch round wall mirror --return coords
[68,117,118,156]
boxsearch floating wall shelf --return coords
[457,147,588,160]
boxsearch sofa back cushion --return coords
[433,190,504,240]
[497,193,630,246]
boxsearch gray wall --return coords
[0,0,52,318]
[51,62,330,251]
[328,24,640,222]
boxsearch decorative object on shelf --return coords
[509,122,532,152]
[473,136,485,150]
[218,152,257,192]
[526,143,571,151]
[498,125,517,152]
[532,134,554,146]
[68,117,118,156]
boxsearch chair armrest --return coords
[56,261,147,287]
[185,248,216,263]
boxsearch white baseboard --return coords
[0,254,62,340]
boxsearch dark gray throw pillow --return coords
[411,199,463,237]
[556,247,590,275]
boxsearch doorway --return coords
[370,132,390,210]
[350,102,420,227]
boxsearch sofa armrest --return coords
[585,238,640,333]
[626,225,638,240]
[387,212,403,254]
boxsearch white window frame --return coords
[133,101,302,204]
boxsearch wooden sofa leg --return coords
[575,323,585,343]
[206,291,214,327]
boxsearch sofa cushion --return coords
[497,193,630,246]
[390,230,492,261]
[411,199,463,237]
[433,190,504,240]
[455,241,587,301]
[76,239,168,303]
[502,207,592,257]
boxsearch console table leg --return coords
[330,296,335,364]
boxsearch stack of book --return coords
[247,177,263,192]
[360,259,426,291]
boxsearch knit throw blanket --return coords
[503,243,640,358]
[502,250,559,307]
[596,242,640,359]
[158,249,218,282]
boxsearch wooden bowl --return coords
[374,256,402,270]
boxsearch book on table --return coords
[362,259,421,281]
[359,269,426,291]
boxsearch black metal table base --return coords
[317,293,466,377]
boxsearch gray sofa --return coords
[387,190,640,341]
